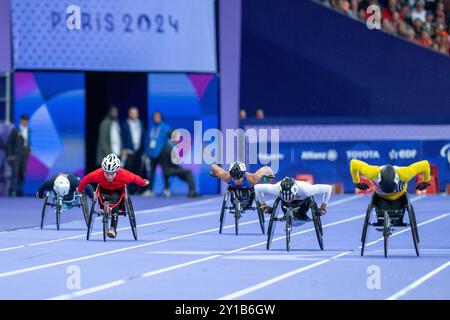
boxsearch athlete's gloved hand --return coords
[415,181,430,191]
[260,203,272,214]
[318,203,327,216]
[355,182,370,190]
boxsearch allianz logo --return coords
[346,150,380,159]
[389,149,417,160]
[300,149,338,161]
[440,143,450,164]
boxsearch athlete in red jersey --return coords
[77,154,149,238]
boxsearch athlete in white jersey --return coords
[255,177,332,222]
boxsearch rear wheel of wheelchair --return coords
[407,205,420,256]
[410,205,420,243]
[383,211,389,258]
[103,202,110,242]
[256,200,265,235]
[219,192,227,234]
[126,199,138,241]
[86,198,97,240]
[313,212,324,250]
[40,196,48,230]
[266,199,279,250]
[81,194,90,227]
[360,204,372,256]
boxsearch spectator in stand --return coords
[319,0,450,56]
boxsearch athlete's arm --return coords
[298,182,332,205]
[37,179,54,198]
[350,159,381,183]
[247,166,274,185]
[210,164,230,182]
[76,169,101,193]
[397,160,431,183]
[121,169,149,186]
[255,182,281,205]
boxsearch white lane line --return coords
[0,196,221,234]
[0,210,218,252]
[0,219,260,279]
[386,260,450,300]
[217,211,449,300]
[47,195,366,300]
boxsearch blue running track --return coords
[0,194,449,300]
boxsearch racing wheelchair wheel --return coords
[126,197,138,241]
[234,200,241,236]
[256,200,265,235]
[311,200,324,250]
[86,197,97,240]
[266,198,280,250]
[55,197,62,231]
[285,212,292,252]
[406,202,420,257]
[360,201,373,256]
[383,211,390,258]
[81,193,90,227]
[219,191,228,234]
[40,195,48,230]
[102,202,110,242]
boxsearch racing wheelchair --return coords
[266,196,324,251]
[40,190,89,230]
[86,185,138,242]
[219,185,265,235]
[360,192,419,258]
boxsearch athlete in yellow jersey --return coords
[350,159,431,200]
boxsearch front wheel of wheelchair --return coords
[219,192,227,234]
[40,196,48,230]
[81,194,90,227]
[234,204,240,236]
[285,217,292,252]
[103,202,110,242]
[256,200,265,235]
[383,211,390,258]
[55,205,62,231]
[126,198,138,241]
[313,212,324,251]
[266,199,279,250]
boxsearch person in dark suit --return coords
[6,114,31,196]
[96,106,122,166]
[122,107,145,194]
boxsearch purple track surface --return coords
[0,194,449,300]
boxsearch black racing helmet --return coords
[229,161,246,180]
[279,177,298,202]
[379,164,397,193]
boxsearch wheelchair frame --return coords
[266,196,324,251]
[40,190,89,230]
[219,186,265,235]
[360,192,419,258]
[86,185,138,242]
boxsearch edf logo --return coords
[440,144,450,164]
[66,5,81,30]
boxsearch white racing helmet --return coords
[53,175,70,197]
[102,154,121,173]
